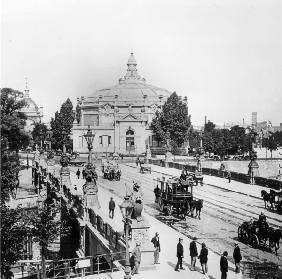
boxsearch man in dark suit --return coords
[175,238,185,271]
[220,251,228,279]
[151,232,160,264]
[189,237,198,271]
[233,243,242,273]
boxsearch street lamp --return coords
[119,196,134,279]
[83,125,95,164]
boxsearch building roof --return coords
[20,84,42,117]
[86,53,171,102]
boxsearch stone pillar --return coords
[83,163,100,213]
[60,155,71,194]
[145,145,151,164]
[248,160,259,185]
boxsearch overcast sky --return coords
[1,0,282,126]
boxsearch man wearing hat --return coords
[175,238,185,271]
[151,232,161,264]
[233,243,242,273]
[189,237,198,271]
[220,251,228,279]
[132,243,141,275]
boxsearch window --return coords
[126,129,135,152]
[99,136,102,145]
[108,136,111,145]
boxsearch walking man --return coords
[76,168,80,179]
[175,238,185,271]
[220,251,228,279]
[233,243,242,273]
[198,242,208,275]
[131,243,141,275]
[151,232,160,264]
[108,197,115,219]
[82,168,86,179]
[227,171,231,183]
[189,237,198,271]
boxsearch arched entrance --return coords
[126,129,135,153]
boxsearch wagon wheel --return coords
[167,205,173,216]
[159,199,164,212]
[253,234,259,248]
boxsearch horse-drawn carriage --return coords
[261,189,282,213]
[155,176,203,219]
[102,160,121,181]
[238,215,282,255]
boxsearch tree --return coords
[263,133,278,158]
[1,88,30,151]
[27,198,67,279]
[151,92,191,154]
[1,88,31,275]
[1,205,27,275]
[31,122,48,147]
[204,120,215,133]
[50,98,75,151]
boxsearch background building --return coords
[20,82,43,132]
[73,53,172,155]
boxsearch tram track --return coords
[118,165,282,229]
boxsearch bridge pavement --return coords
[68,167,243,279]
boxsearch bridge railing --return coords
[14,252,126,279]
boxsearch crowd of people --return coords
[174,237,242,278]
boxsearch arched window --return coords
[126,129,135,152]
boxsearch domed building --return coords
[20,83,43,132]
[73,53,175,155]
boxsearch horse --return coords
[189,199,203,219]
[261,190,275,209]
[269,228,282,255]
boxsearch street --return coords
[92,163,282,267]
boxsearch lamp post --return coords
[83,125,95,164]
[119,196,134,279]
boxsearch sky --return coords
[1,0,282,126]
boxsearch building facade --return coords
[72,53,172,155]
[20,83,43,132]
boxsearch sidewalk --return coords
[132,163,268,200]
[68,168,242,279]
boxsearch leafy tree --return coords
[151,92,191,154]
[27,198,67,279]
[204,120,215,133]
[1,88,31,274]
[263,133,278,158]
[50,98,75,151]
[31,122,48,147]
[1,205,27,275]
[1,88,30,151]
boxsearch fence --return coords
[14,252,126,279]
[148,159,282,190]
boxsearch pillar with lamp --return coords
[82,126,100,210]
[246,126,259,185]
[119,195,134,279]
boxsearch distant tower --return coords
[252,112,257,126]
[24,77,30,97]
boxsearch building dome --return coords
[87,53,171,103]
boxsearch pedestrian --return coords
[189,237,198,271]
[151,232,160,264]
[136,157,139,167]
[227,171,231,183]
[131,243,141,275]
[82,168,86,179]
[233,243,242,273]
[220,251,228,279]
[198,242,208,275]
[108,197,115,219]
[175,237,185,271]
[153,185,161,203]
[76,168,80,179]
